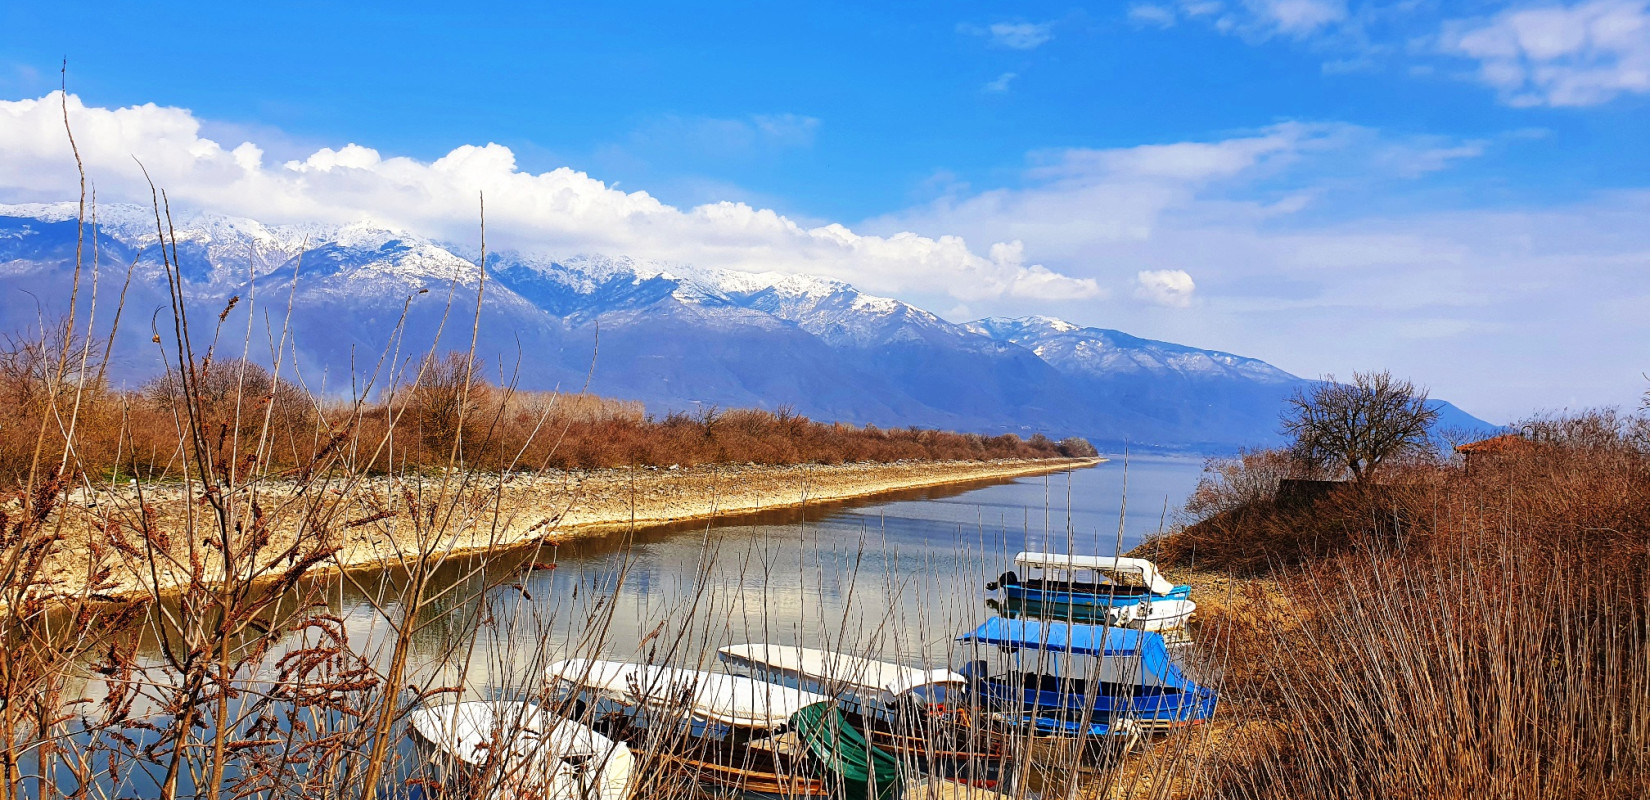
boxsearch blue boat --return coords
[955,618,1217,734]
[987,552,1191,609]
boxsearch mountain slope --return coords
[0,203,1495,451]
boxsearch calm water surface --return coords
[357,455,1209,692]
[59,457,1204,796]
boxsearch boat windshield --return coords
[1035,566,1149,587]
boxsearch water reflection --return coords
[125,457,1203,695]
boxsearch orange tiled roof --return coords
[1455,433,1526,454]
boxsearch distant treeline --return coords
[0,342,1095,489]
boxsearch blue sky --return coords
[2,0,1648,422]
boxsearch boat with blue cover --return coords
[955,618,1217,735]
[987,552,1192,610]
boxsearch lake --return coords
[337,455,1211,695]
[45,456,1205,798]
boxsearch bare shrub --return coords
[1182,448,1305,523]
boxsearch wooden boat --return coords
[987,552,1191,610]
[406,700,633,800]
[956,618,1216,735]
[717,644,1006,786]
[545,659,900,800]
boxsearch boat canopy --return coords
[546,659,828,729]
[718,644,965,700]
[1012,552,1177,595]
[956,618,1197,692]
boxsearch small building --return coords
[1455,433,1528,473]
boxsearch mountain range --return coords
[0,203,1492,452]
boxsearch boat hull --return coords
[1000,583,1191,609]
[971,678,1216,734]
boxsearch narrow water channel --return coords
[338,456,1207,692]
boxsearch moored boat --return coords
[406,700,633,800]
[987,552,1191,610]
[956,618,1216,735]
[718,643,1007,786]
[545,658,901,800]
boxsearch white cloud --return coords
[982,72,1018,93]
[0,92,1100,304]
[862,122,1650,423]
[1129,4,1179,28]
[1138,0,1348,39]
[1245,0,1347,37]
[991,21,1055,48]
[960,21,1055,49]
[1135,269,1197,306]
[1442,0,1650,107]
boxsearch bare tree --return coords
[1281,370,1439,482]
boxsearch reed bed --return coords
[1146,411,1650,799]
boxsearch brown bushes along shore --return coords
[0,345,1095,491]
[1139,409,1650,800]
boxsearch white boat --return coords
[1106,598,1197,632]
[407,700,633,800]
[988,552,1191,609]
[717,644,1009,787]
[545,658,828,729]
[717,643,965,720]
[545,659,857,799]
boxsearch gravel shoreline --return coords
[32,457,1101,604]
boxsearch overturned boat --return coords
[407,700,634,800]
[956,618,1217,735]
[545,658,901,799]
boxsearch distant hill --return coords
[0,203,1495,452]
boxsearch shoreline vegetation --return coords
[1128,408,1650,799]
[28,456,1099,605]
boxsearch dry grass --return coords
[1139,410,1650,799]
[0,344,1083,491]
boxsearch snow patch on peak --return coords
[329,220,418,250]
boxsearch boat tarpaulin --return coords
[1011,552,1177,595]
[545,659,828,729]
[718,644,965,700]
[791,702,902,800]
[956,618,1196,692]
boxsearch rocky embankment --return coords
[30,457,1100,603]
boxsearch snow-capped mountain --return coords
[967,316,1296,383]
[0,203,1491,451]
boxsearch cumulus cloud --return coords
[959,21,1055,50]
[858,121,1650,423]
[0,92,1100,303]
[1441,0,1650,107]
[1136,269,1197,306]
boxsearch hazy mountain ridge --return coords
[0,203,1493,451]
